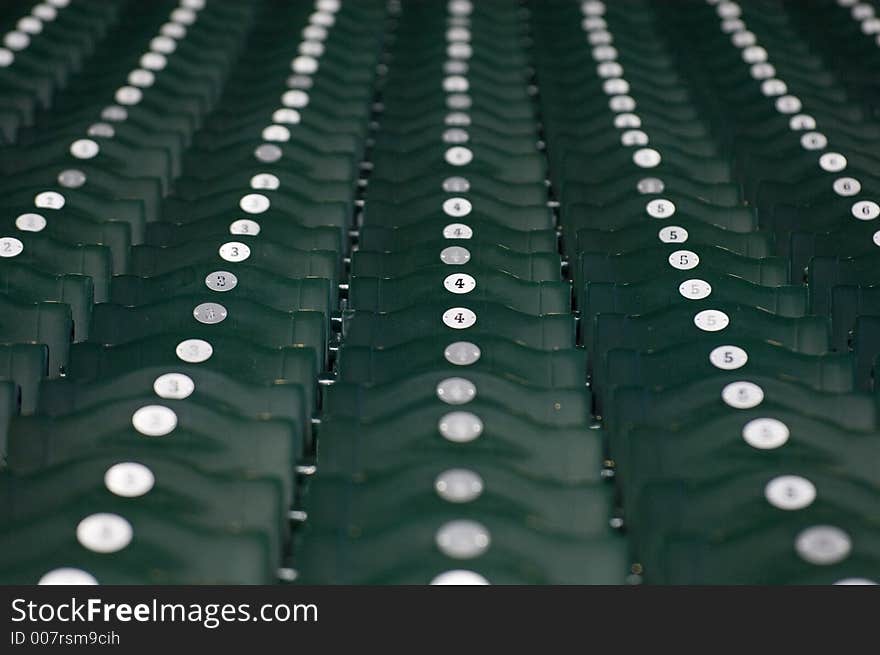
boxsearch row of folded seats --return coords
[0,0,379,583]
[292,0,627,584]
[0,0,124,145]
[789,0,880,127]
[530,0,880,583]
[3,0,878,586]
